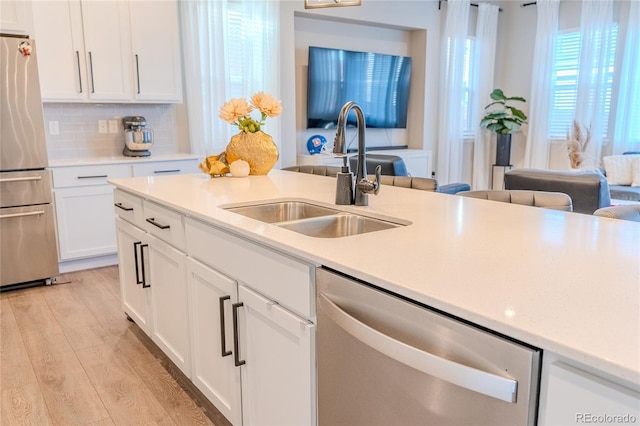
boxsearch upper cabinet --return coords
[0,0,32,35]
[31,0,182,103]
[129,1,182,102]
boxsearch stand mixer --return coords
[122,116,153,157]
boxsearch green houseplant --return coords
[479,89,528,166]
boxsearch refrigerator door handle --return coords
[318,293,519,403]
[0,176,42,183]
[0,210,45,219]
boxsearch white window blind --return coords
[462,38,475,135]
[549,27,618,139]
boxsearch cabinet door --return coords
[237,285,316,426]
[32,0,88,101]
[148,235,190,377]
[80,0,132,101]
[129,0,182,102]
[186,259,241,426]
[115,218,152,335]
[54,185,117,260]
[0,0,31,35]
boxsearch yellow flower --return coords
[219,98,254,124]
[251,92,282,118]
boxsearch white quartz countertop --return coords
[109,170,640,385]
[48,153,200,168]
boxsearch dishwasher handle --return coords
[318,293,518,403]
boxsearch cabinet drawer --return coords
[142,200,185,251]
[113,189,144,227]
[185,217,313,319]
[132,160,199,177]
[51,164,131,188]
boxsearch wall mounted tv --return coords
[306,46,412,129]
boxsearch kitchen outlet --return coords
[98,120,108,134]
[48,121,59,135]
[108,120,118,134]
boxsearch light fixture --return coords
[304,0,361,9]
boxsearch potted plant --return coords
[479,89,528,166]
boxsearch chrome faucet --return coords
[332,101,381,206]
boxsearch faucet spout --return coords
[332,101,380,206]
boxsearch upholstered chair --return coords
[458,189,573,212]
[593,204,640,222]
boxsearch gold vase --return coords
[225,131,279,175]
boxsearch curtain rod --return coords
[521,1,537,7]
[438,0,503,12]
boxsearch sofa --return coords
[602,152,640,201]
[504,168,611,214]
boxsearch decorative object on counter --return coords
[480,89,528,167]
[307,135,328,155]
[566,120,592,170]
[219,92,281,175]
[229,160,250,177]
[199,153,230,177]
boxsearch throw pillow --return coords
[632,156,640,187]
[603,155,640,185]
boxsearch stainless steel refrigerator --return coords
[1,35,58,288]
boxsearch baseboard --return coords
[59,254,119,274]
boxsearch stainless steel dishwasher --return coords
[316,268,541,425]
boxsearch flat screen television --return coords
[306,46,412,129]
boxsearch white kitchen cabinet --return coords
[187,258,242,426]
[147,233,190,376]
[31,0,181,103]
[31,0,131,102]
[54,185,119,261]
[116,217,152,335]
[185,217,316,425]
[236,284,315,426]
[129,1,182,102]
[539,356,640,426]
[0,0,32,35]
[51,158,199,273]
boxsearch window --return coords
[462,38,475,135]
[549,26,618,139]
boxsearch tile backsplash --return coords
[43,103,183,160]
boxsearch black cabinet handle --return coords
[135,54,141,94]
[153,169,180,174]
[88,51,95,93]
[219,296,232,357]
[232,302,245,366]
[75,50,82,93]
[115,202,133,212]
[133,241,143,284]
[146,217,170,230]
[78,175,108,179]
[140,243,150,288]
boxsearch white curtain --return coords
[180,1,281,157]
[524,0,559,169]
[437,0,470,185]
[612,0,640,154]
[574,0,614,168]
[471,3,499,190]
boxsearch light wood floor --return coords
[0,266,232,426]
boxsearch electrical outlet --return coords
[48,121,59,135]
[108,119,118,134]
[98,120,108,134]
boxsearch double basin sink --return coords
[224,200,408,238]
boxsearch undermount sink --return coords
[225,201,339,223]
[223,200,407,238]
[277,214,401,238]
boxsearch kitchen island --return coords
[110,170,639,424]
